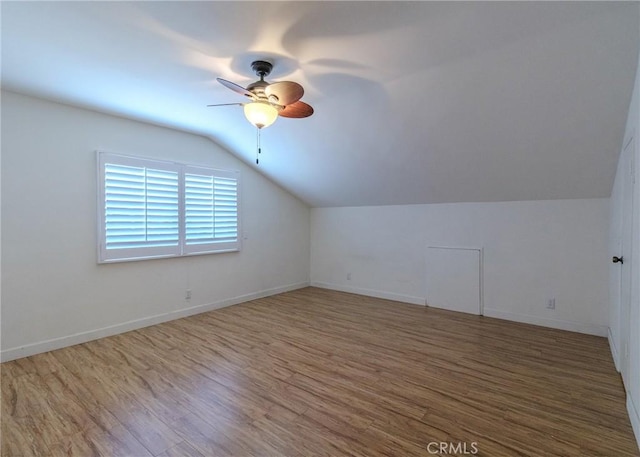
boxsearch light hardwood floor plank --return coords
[1,287,638,456]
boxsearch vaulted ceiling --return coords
[2,2,638,207]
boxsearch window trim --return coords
[97,151,241,263]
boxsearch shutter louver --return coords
[213,177,238,241]
[104,164,179,250]
[185,173,238,247]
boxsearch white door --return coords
[619,137,635,387]
[426,246,482,315]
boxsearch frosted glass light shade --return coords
[244,101,278,129]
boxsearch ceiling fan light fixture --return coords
[244,101,278,129]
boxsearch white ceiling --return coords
[2,1,638,207]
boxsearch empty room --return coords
[2,1,640,456]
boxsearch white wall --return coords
[311,198,610,336]
[610,30,640,448]
[1,91,310,361]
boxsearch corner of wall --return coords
[609,326,620,372]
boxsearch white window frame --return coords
[97,151,241,263]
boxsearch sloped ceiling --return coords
[2,1,638,207]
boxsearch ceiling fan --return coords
[208,60,314,130]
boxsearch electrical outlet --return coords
[546,298,555,310]
[347,273,352,280]
[186,289,192,300]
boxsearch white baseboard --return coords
[482,308,608,337]
[608,327,620,372]
[1,282,309,362]
[309,281,425,306]
[309,283,608,337]
[628,394,640,451]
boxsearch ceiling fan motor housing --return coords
[246,79,269,96]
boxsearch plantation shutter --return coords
[98,152,240,263]
[184,167,239,254]
[99,154,181,262]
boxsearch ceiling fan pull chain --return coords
[256,127,261,164]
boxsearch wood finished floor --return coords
[1,287,638,457]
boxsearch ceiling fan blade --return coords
[265,81,304,106]
[207,103,244,107]
[216,78,254,98]
[278,101,314,118]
